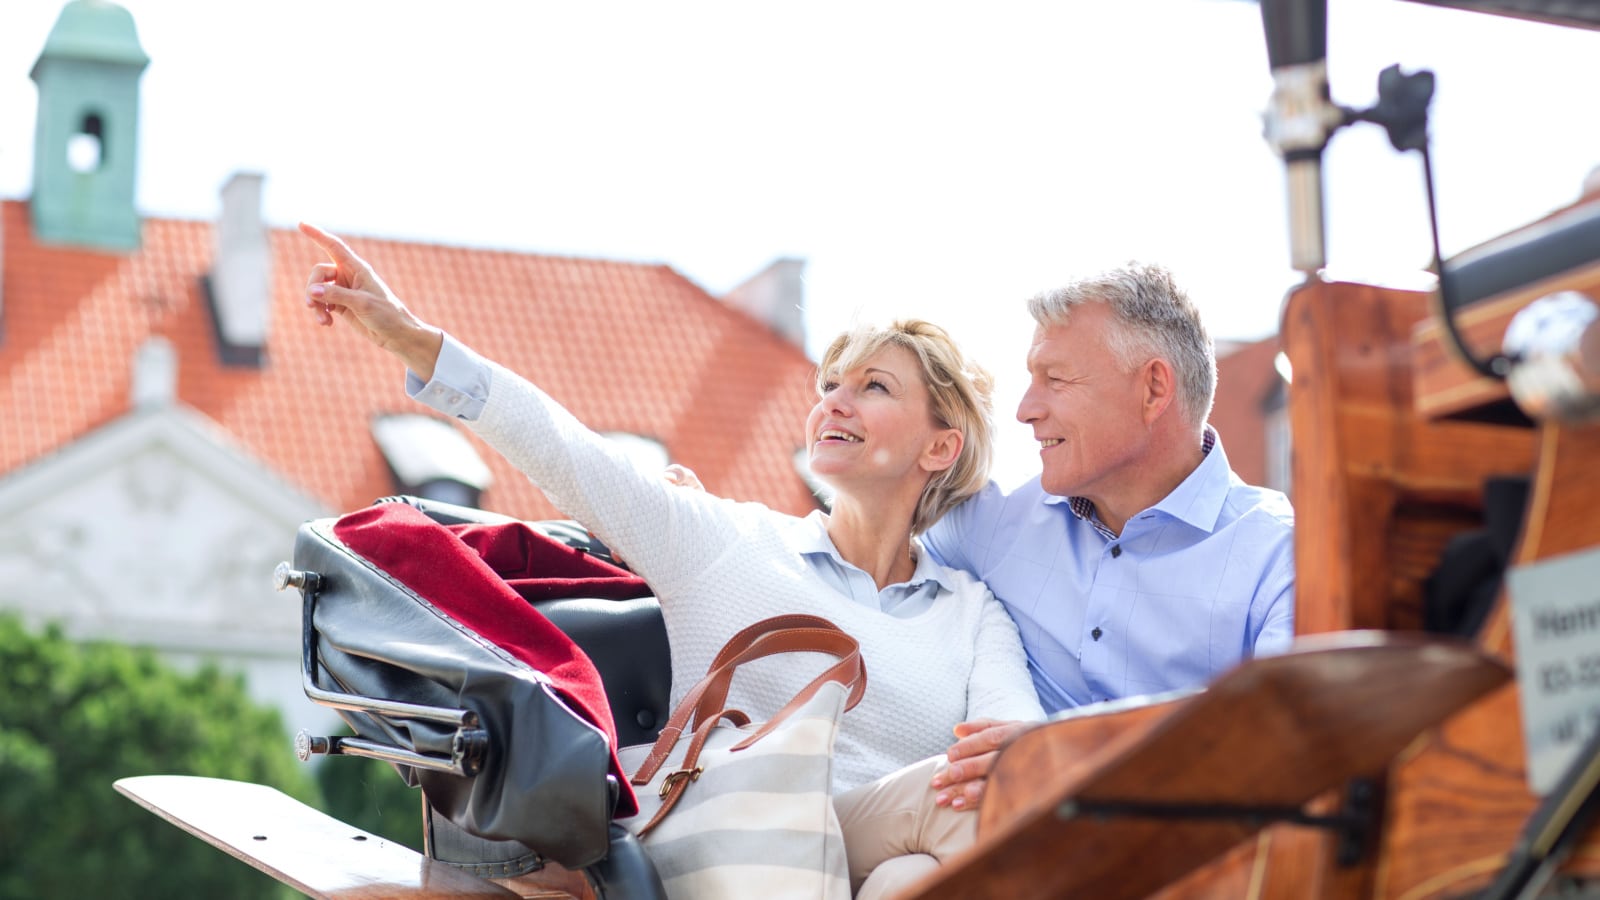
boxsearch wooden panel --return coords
[1376,421,1600,899]
[976,694,1183,838]
[494,870,591,900]
[1148,835,1270,900]
[906,634,1508,900]
[1269,278,1544,895]
[1413,258,1600,422]
[1282,280,1537,636]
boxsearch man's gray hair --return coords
[1027,262,1217,424]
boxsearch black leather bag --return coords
[290,501,653,869]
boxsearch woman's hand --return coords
[300,222,444,381]
[930,718,1034,811]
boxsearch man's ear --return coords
[1140,358,1178,425]
[922,428,964,474]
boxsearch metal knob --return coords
[295,730,331,762]
[273,562,319,593]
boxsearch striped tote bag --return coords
[617,615,866,900]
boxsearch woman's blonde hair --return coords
[816,319,995,534]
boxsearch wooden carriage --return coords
[897,210,1600,898]
[119,3,1600,893]
[119,198,1600,898]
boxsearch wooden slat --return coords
[115,776,520,900]
[904,634,1510,900]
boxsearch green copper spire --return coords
[30,0,150,250]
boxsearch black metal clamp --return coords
[1057,777,1378,867]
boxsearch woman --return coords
[300,222,1042,897]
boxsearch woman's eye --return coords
[820,381,839,393]
[867,379,888,392]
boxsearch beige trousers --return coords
[833,754,976,900]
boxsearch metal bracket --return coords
[1058,778,1378,867]
[275,561,490,777]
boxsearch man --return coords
[665,262,1294,813]
[922,262,1295,810]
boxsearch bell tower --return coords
[30,0,149,250]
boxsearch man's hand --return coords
[662,464,704,491]
[930,718,1034,812]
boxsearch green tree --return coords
[0,615,315,899]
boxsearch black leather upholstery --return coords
[345,495,672,897]
[377,494,672,745]
[533,596,670,747]
[587,824,669,900]
[298,517,618,867]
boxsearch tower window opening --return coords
[67,112,106,173]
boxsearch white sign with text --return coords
[1508,546,1600,795]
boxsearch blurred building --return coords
[0,0,820,733]
[1211,335,1291,493]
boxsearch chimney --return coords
[205,172,272,366]
[130,336,177,408]
[721,258,806,348]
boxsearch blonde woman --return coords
[301,223,1041,897]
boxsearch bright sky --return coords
[3,0,1598,485]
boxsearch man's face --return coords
[1015,304,1151,502]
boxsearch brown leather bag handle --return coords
[693,614,854,724]
[693,626,867,730]
[631,626,864,786]
[726,647,862,751]
[631,631,864,787]
[630,617,865,787]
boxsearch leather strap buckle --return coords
[659,767,704,799]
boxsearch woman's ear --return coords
[921,428,964,474]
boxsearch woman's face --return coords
[804,344,951,492]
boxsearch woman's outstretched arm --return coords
[298,221,745,594]
[301,221,444,381]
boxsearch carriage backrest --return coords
[297,495,672,888]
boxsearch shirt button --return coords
[1091,627,1103,641]
[1110,545,1122,558]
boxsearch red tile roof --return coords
[0,200,822,520]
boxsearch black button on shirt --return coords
[1110,545,1122,558]
[1091,627,1103,641]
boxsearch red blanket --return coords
[333,502,649,817]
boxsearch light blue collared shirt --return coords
[410,332,948,618]
[922,430,1295,713]
[786,510,950,618]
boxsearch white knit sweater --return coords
[465,360,1044,792]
